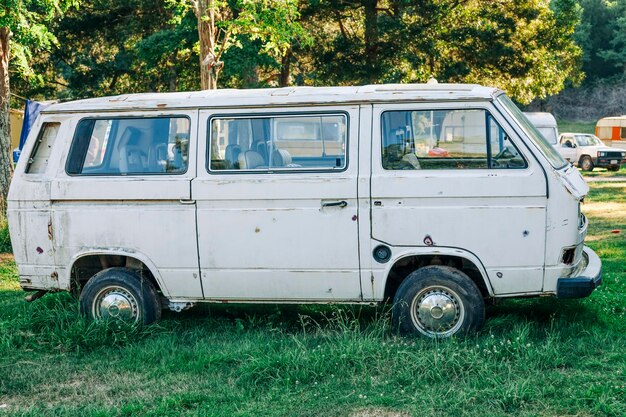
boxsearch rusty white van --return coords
[8,84,602,338]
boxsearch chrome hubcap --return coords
[92,286,139,322]
[410,286,464,337]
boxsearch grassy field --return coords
[557,120,596,135]
[582,165,626,178]
[1,182,625,416]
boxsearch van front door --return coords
[371,103,548,295]
[194,107,361,301]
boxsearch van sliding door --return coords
[194,107,362,301]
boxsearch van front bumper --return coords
[556,246,602,299]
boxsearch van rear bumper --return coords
[556,246,602,299]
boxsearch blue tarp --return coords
[19,100,50,150]
[14,100,51,162]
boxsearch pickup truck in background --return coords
[558,133,626,171]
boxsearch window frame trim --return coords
[206,110,351,175]
[25,122,61,175]
[380,107,529,171]
[64,114,192,177]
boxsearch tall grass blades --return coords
[0,221,11,254]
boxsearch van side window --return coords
[382,109,526,170]
[26,123,60,174]
[487,115,526,169]
[66,117,190,175]
[209,114,347,172]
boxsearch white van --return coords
[8,84,602,338]
[524,112,559,145]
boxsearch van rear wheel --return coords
[392,266,485,338]
[79,267,161,325]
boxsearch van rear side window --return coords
[66,117,190,175]
[26,123,60,174]
[209,114,347,172]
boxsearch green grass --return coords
[580,165,626,178]
[0,222,11,254]
[557,119,596,135]
[1,183,625,416]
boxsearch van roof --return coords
[43,83,501,113]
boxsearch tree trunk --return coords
[196,0,221,90]
[168,65,178,92]
[0,27,14,216]
[197,0,211,89]
[242,65,259,88]
[363,0,379,84]
[279,49,292,87]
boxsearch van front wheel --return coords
[79,268,161,325]
[392,266,485,338]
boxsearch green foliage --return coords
[297,0,582,104]
[7,0,591,104]
[0,221,11,253]
[598,9,626,74]
[16,0,201,99]
[576,0,626,82]
[1,0,79,79]
[166,0,311,88]
[225,0,312,59]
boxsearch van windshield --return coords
[497,95,568,169]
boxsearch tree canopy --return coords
[1,0,78,212]
[8,0,593,104]
[575,0,626,82]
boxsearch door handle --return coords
[322,200,348,208]
[179,199,196,205]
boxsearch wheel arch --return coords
[381,247,494,302]
[67,249,169,297]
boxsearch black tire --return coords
[79,267,161,325]
[607,165,620,172]
[392,266,485,338]
[580,156,594,172]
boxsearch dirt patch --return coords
[583,202,626,221]
[0,253,14,263]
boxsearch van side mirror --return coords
[564,141,575,148]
